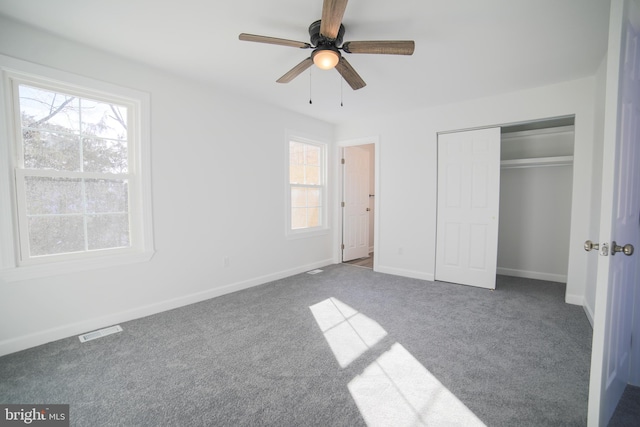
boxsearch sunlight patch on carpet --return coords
[310,297,486,426]
[348,343,486,427]
[309,298,387,368]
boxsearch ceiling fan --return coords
[239,0,415,90]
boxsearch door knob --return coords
[584,240,599,251]
[611,241,634,256]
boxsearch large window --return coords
[0,60,153,279]
[17,84,131,257]
[287,136,327,235]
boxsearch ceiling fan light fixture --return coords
[312,47,340,70]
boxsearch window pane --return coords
[80,99,127,140]
[306,166,320,185]
[291,207,307,229]
[291,187,307,208]
[308,188,321,207]
[23,130,80,171]
[23,177,132,255]
[290,165,305,184]
[28,215,85,256]
[83,137,128,173]
[19,85,129,174]
[307,207,321,228]
[25,177,83,215]
[290,141,305,164]
[305,145,320,166]
[19,85,80,133]
[87,214,130,250]
[85,179,128,213]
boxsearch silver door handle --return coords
[611,241,634,256]
[584,240,599,251]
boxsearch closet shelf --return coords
[500,155,574,169]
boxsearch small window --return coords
[287,136,327,236]
[0,62,153,279]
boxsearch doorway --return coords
[341,143,376,269]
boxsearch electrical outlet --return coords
[223,256,230,267]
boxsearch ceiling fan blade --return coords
[277,58,314,83]
[335,57,366,90]
[239,33,311,49]
[320,0,349,39]
[342,40,415,55]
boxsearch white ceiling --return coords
[0,0,611,125]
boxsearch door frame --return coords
[333,136,380,270]
[342,145,371,262]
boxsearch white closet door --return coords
[435,128,501,289]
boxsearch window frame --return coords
[0,56,154,281]
[285,131,329,238]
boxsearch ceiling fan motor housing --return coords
[309,19,345,47]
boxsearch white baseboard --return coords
[565,293,592,326]
[0,259,333,357]
[564,293,584,306]
[375,265,434,281]
[497,267,567,283]
[582,301,594,327]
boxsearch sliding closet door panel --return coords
[436,127,501,289]
[444,222,461,266]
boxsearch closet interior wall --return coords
[497,124,575,283]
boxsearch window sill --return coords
[286,227,330,240]
[0,250,155,282]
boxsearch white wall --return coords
[336,77,597,306]
[0,17,334,356]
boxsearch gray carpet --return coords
[0,265,593,426]
[608,385,640,427]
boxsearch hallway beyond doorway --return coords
[344,252,373,269]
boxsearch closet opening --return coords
[497,116,575,285]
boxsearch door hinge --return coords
[341,244,345,250]
[341,158,345,164]
[341,201,345,207]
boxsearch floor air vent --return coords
[307,269,323,275]
[78,325,123,343]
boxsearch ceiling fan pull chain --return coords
[341,76,344,107]
[309,67,313,104]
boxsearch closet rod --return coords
[500,155,574,169]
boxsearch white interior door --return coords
[343,146,370,262]
[588,0,640,425]
[435,127,501,289]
